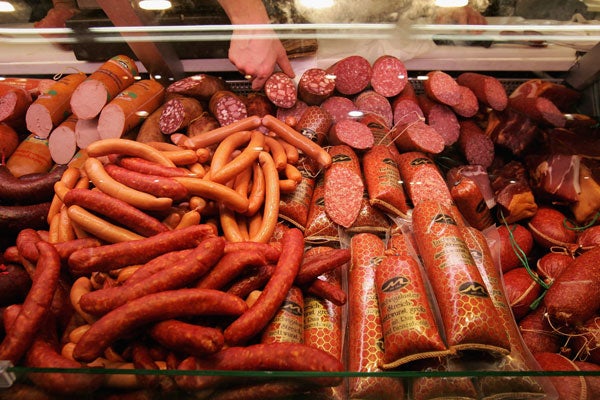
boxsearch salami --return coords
[328,119,374,150]
[209,90,248,127]
[370,55,408,98]
[423,70,461,106]
[276,99,308,125]
[320,96,357,124]
[390,119,445,154]
[508,96,566,128]
[396,151,454,208]
[295,105,333,145]
[457,119,495,168]
[456,72,508,111]
[298,68,336,105]
[452,85,479,118]
[166,73,228,100]
[417,94,460,146]
[354,90,394,128]
[327,55,372,95]
[392,81,424,126]
[264,72,297,108]
[159,95,203,134]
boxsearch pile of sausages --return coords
[1,50,600,399]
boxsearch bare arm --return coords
[217,0,295,90]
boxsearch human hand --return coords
[228,28,295,91]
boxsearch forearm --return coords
[217,0,271,24]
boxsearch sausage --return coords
[298,68,336,106]
[70,54,138,120]
[303,175,339,244]
[5,134,53,177]
[295,105,333,145]
[0,76,55,97]
[320,96,356,124]
[196,250,267,291]
[264,72,297,109]
[53,237,102,262]
[354,90,394,129]
[48,114,78,164]
[411,200,511,354]
[362,144,410,217]
[86,138,176,167]
[224,228,304,346]
[417,94,460,147]
[67,224,215,274]
[423,70,461,106]
[260,286,304,344]
[210,130,265,185]
[224,241,281,263]
[328,119,374,150]
[0,202,51,233]
[84,157,173,211]
[295,248,350,286]
[227,264,275,299]
[209,90,248,127]
[456,72,508,111]
[326,55,372,95]
[0,122,19,159]
[0,241,61,364]
[305,278,347,306]
[446,167,494,231]
[131,342,176,392]
[396,151,454,208]
[244,92,275,120]
[173,177,249,214]
[370,54,408,98]
[182,115,262,149]
[0,83,32,126]
[0,163,67,204]
[0,264,32,307]
[348,233,405,399]
[159,95,203,135]
[457,119,495,168]
[66,204,145,243]
[110,154,191,178]
[72,288,248,362]
[79,236,225,315]
[103,163,189,202]
[176,342,344,391]
[392,80,424,126]
[323,145,364,228]
[248,151,281,243]
[508,96,566,127]
[375,253,450,369]
[98,79,165,139]
[25,73,87,138]
[451,85,479,118]
[166,73,228,100]
[63,187,170,237]
[390,119,445,154]
[149,319,224,355]
[16,227,43,263]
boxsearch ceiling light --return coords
[0,1,15,12]
[434,0,468,7]
[138,0,172,11]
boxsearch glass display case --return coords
[1,1,599,399]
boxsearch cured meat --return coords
[423,70,461,106]
[392,81,424,126]
[298,68,336,105]
[456,72,508,111]
[208,90,248,127]
[320,96,357,124]
[452,85,479,118]
[529,153,581,203]
[396,151,454,207]
[326,55,372,95]
[370,54,408,98]
[276,99,308,125]
[264,72,297,109]
[166,73,228,100]
[457,119,494,168]
[390,119,445,154]
[295,105,333,145]
[417,94,460,146]
[328,119,374,150]
[486,109,539,155]
[508,96,566,128]
[354,90,394,128]
[159,95,203,134]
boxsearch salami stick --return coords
[295,248,350,285]
[298,68,335,105]
[224,228,304,346]
[68,224,215,274]
[0,241,61,364]
[66,205,144,243]
[456,72,508,111]
[103,163,189,201]
[73,288,248,362]
[411,200,511,354]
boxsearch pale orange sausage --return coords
[173,177,249,214]
[210,130,265,185]
[85,138,176,167]
[249,151,280,243]
[183,115,262,149]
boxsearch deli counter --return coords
[0,0,600,399]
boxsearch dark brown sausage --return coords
[0,164,67,204]
[0,202,51,234]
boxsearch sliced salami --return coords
[391,119,445,155]
[423,70,461,107]
[166,73,229,100]
[508,96,566,128]
[354,90,393,129]
[418,94,460,146]
[327,55,372,96]
[208,90,248,127]
[457,119,495,169]
[451,85,479,118]
[159,96,203,134]
[296,105,333,145]
[456,72,508,111]
[320,96,357,124]
[264,72,297,109]
[276,100,308,127]
[328,119,374,150]
[298,68,336,106]
[396,151,454,207]
[392,81,424,126]
[370,55,408,98]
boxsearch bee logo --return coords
[316,197,325,206]
[381,276,409,293]
[282,301,303,316]
[410,157,433,166]
[331,154,352,164]
[300,128,318,143]
[433,213,457,225]
[382,157,398,167]
[458,282,489,298]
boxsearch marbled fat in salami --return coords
[264,72,297,109]
[298,68,336,105]
[370,55,408,98]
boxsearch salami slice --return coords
[166,73,228,100]
[456,72,508,111]
[391,119,445,154]
[159,96,203,134]
[370,55,408,98]
[324,145,364,228]
[457,119,495,169]
[423,70,461,107]
[392,81,424,126]
[264,72,297,109]
[328,119,374,150]
[327,55,372,96]
[298,68,336,106]
[208,90,248,127]
[451,85,479,118]
[320,96,357,124]
[417,94,460,146]
[396,151,454,207]
[354,90,393,129]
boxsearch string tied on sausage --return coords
[381,111,425,146]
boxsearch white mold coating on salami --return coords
[264,72,297,109]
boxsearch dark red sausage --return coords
[227,264,275,299]
[305,279,347,306]
[423,70,461,106]
[195,250,266,290]
[73,288,248,362]
[370,54,408,98]
[15,228,43,263]
[295,248,350,285]
[63,187,170,237]
[224,241,281,263]
[68,224,216,274]
[275,99,308,125]
[122,248,193,287]
[295,105,333,145]
[328,119,374,150]
[103,163,190,201]
[320,96,357,124]
[456,72,508,111]
[392,81,424,126]
[354,90,393,128]
[0,164,67,204]
[298,68,336,105]
[508,96,566,127]
[159,95,203,134]
[264,72,297,109]
[109,154,192,177]
[149,319,224,355]
[224,228,304,346]
[326,55,372,96]
[452,85,479,118]
[417,94,460,147]
[390,119,445,154]
[457,119,495,169]
[243,92,275,119]
[0,241,61,364]
[166,73,229,100]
